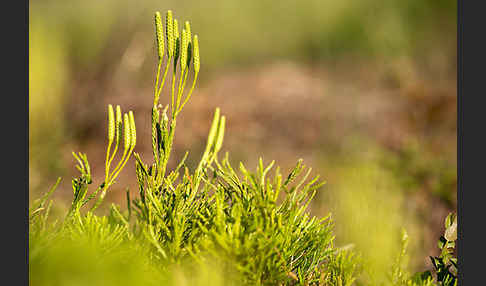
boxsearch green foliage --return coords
[29,9,457,286]
[63,102,137,220]
[29,10,360,286]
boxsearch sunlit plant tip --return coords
[185,21,192,43]
[129,111,136,148]
[193,35,200,73]
[173,19,180,63]
[166,10,174,57]
[180,28,188,71]
[108,104,115,143]
[154,11,164,60]
[123,113,131,151]
[115,105,122,144]
[206,107,220,150]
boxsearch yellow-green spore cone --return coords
[193,35,200,73]
[123,113,131,151]
[166,10,174,57]
[185,21,192,43]
[129,111,136,148]
[173,19,180,63]
[115,105,122,144]
[184,22,192,68]
[180,29,188,71]
[154,11,164,60]
[108,104,115,143]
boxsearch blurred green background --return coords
[30,0,456,282]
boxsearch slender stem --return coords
[105,141,112,182]
[175,68,185,110]
[171,68,177,119]
[107,123,122,179]
[156,58,172,106]
[196,143,211,175]
[107,139,119,173]
[153,59,162,104]
[176,72,198,116]
[110,147,129,180]
[109,147,135,186]
[92,145,134,212]
[176,68,189,112]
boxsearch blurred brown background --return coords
[30,0,456,279]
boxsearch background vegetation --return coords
[30,0,456,284]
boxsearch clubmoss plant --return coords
[28,9,457,286]
[29,10,361,285]
[63,102,136,222]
